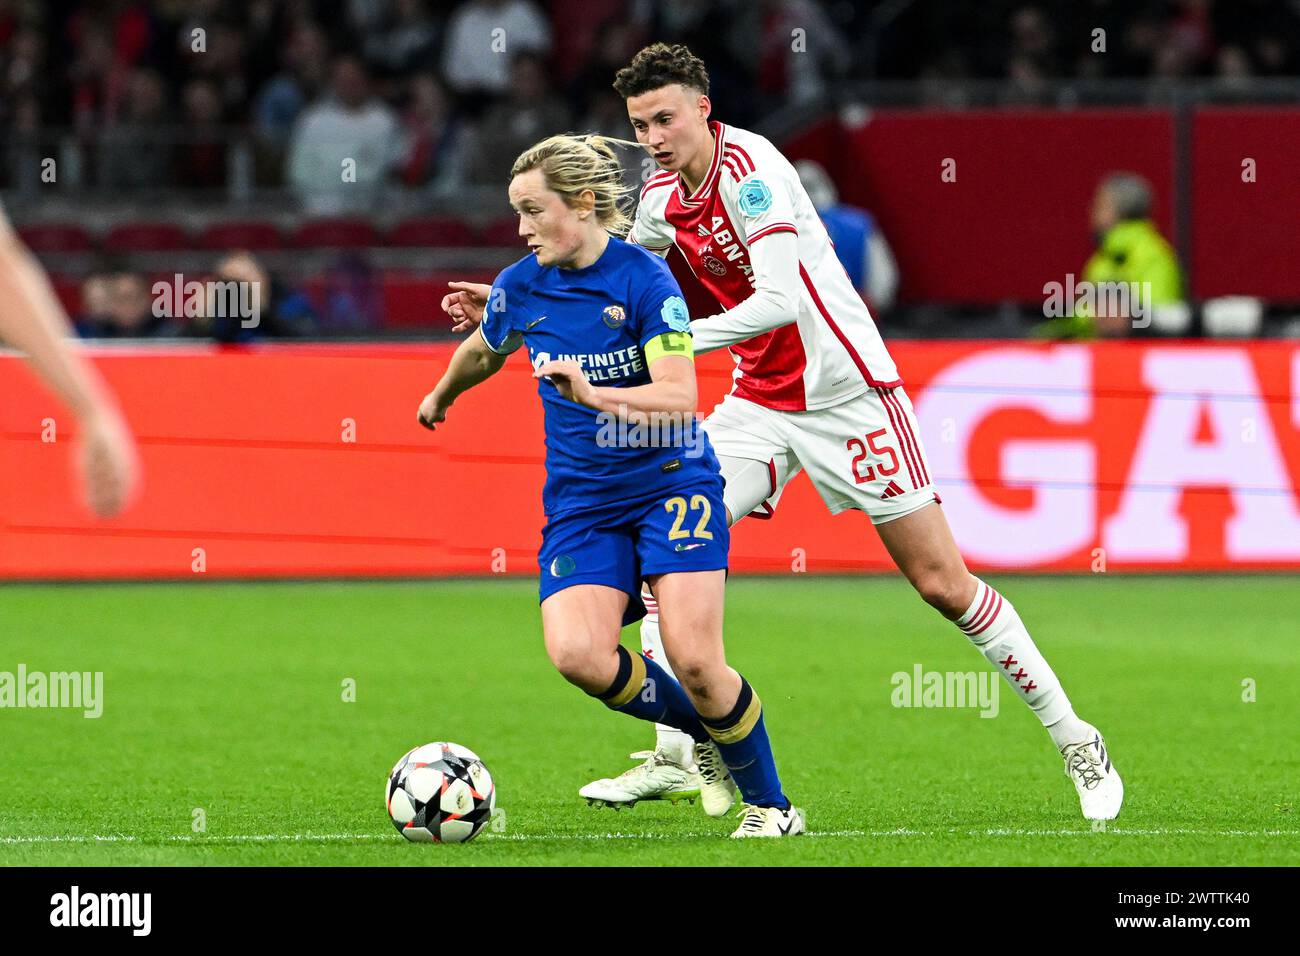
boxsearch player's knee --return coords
[545,635,606,689]
[676,665,711,702]
[669,653,724,703]
[912,567,969,618]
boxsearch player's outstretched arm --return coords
[690,230,801,353]
[0,210,139,516]
[441,281,492,333]
[416,326,508,430]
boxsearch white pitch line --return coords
[1,835,141,845]
[3,827,1298,846]
[431,827,1300,841]
[480,829,872,841]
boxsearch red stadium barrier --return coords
[784,107,1300,303]
[2,340,1298,578]
[1190,107,1300,300]
[785,110,1175,304]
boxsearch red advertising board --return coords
[2,341,1297,578]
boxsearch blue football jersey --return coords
[478,236,720,515]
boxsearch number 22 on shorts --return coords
[846,428,900,485]
[664,494,715,541]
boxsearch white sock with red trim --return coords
[957,578,1091,750]
[639,587,696,768]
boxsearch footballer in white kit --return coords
[442,44,1123,824]
[578,43,1123,824]
[629,117,935,528]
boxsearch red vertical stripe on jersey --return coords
[682,121,727,205]
[799,264,901,389]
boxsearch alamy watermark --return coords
[891,664,999,718]
[0,665,103,718]
[50,886,150,935]
[1043,274,1153,328]
[595,405,707,459]
[152,274,261,328]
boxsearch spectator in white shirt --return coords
[441,0,552,99]
[286,55,401,215]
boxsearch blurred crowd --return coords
[900,0,1300,106]
[3,0,1299,202]
[66,248,407,340]
[72,251,325,341]
[0,0,859,205]
[1,0,1292,341]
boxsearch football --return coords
[385,742,496,843]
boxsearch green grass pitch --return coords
[2,576,1296,866]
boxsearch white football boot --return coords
[693,741,740,817]
[579,750,701,809]
[1061,724,1124,821]
[730,803,806,838]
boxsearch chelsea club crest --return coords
[602,304,627,329]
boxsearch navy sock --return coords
[699,677,789,809]
[593,645,708,744]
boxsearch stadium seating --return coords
[196,221,286,251]
[104,222,192,251]
[386,217,477,248]
[477,217,523,247]
[16,224,95,253]
[291,218,379,249]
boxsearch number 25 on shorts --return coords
[664,494,715,541]
[846,428,900,485]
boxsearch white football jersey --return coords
[630,120,901,412]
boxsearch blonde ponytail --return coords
[510,133,641,237]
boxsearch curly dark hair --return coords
[612,43,710,99]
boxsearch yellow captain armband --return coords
[643,331,694,365]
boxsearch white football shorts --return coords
[702,386,940,526]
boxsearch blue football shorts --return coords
[538,477,730,626]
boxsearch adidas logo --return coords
[1094,735,1111,772]
[879,479,907,499]
[697,224,711,237]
